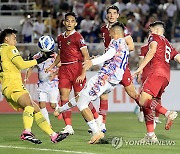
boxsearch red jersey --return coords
[148,34,179,81]
[57,30,87,63]
[101,24,130,49]
[139,44,151,82]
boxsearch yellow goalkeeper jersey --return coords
[0,43,37,92]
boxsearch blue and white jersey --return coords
[33,52,59,90]
[98,38,129,84]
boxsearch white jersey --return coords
[33,52,59,90]
[81,37,129,100]
[92,38,129,84]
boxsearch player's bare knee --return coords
[50,103,56,109]
[39,102,46,109]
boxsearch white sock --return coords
[87,119,99,134]
[40,108,50,125]
[165,111,170,117]
[147,132,155,136]
[60,99,77,112]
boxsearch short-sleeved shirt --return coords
[57,30,87,63]
[139,44,151,83]
[148,34,179,81]
[101,24,130,49]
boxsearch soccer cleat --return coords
[21,130,42,144]
[154,117,162,124]
[89,132,104,144]
[138,111,144,123]
[61,125,74,135]
[140,133,158,143]
[165,111,178,130]
[51,132,69,143]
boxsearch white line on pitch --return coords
[0,145,95,154]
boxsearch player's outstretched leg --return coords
[165,111,178,130]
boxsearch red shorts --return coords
[119,65,132,87]
[142,73,169,99]
[58,62,86,92]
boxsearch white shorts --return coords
[37,88,59,103]
[81,74,115,101]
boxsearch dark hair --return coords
[106,5,119,14]
[111,22,125,30]
[65,12,77,21]
[0,28,17,44]
[149,21,165,28]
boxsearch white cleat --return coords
[140,133,158,143]
[165,111,178,130]
[61,125,75,135]
[138,111,144,123]
[89,132,104,144]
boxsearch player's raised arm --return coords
[125,35,134,52]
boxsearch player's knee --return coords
[76,94,91,111]
[39,102,46,108]
[50,103,56,109]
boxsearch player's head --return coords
[63,12,77,31]
[149,21,165,35]
[106,5,119,24]
[0,28,17,45]
[109,22,125,39]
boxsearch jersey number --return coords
[165,45,171,63]
[120,50,129,71]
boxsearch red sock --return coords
[89,102,99,119]
[99,100,108,123]
[61,100,72,125]
[135,95,140,106]
[143,107,154,133]
[155,99,161,117]
[144,99,167,115]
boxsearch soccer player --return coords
[137,44,162,124]
[46,12,99,135]
[55,22,129,144]
[134,21,180,142]
[99,5,138,132]
[25,51,59,126]
[0,28,68,144]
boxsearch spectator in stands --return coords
[20,13,33,43]
[84,0,97,20]
[113,0,126,14]
[33,14,46,43]
[126,0,139,13]
[138,0,150,16]
[80,15,94,42]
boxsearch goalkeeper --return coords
[0,28,68,144]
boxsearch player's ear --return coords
[63,20,65,26]
[75,22,77,26]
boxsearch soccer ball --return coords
[38,35,55,52]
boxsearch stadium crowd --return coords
[1,0,179,43]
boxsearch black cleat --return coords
[21,131,42,144]
[51,133,69,143]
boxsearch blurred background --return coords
[0,0,180,112]
[0,0,179,70]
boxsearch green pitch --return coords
[0,112,179,154]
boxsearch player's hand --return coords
[83,60,93,71]
[132,68,142,79]
[76,73,85,83]
[45,65,53,73]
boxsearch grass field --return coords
[0,112,179,154]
